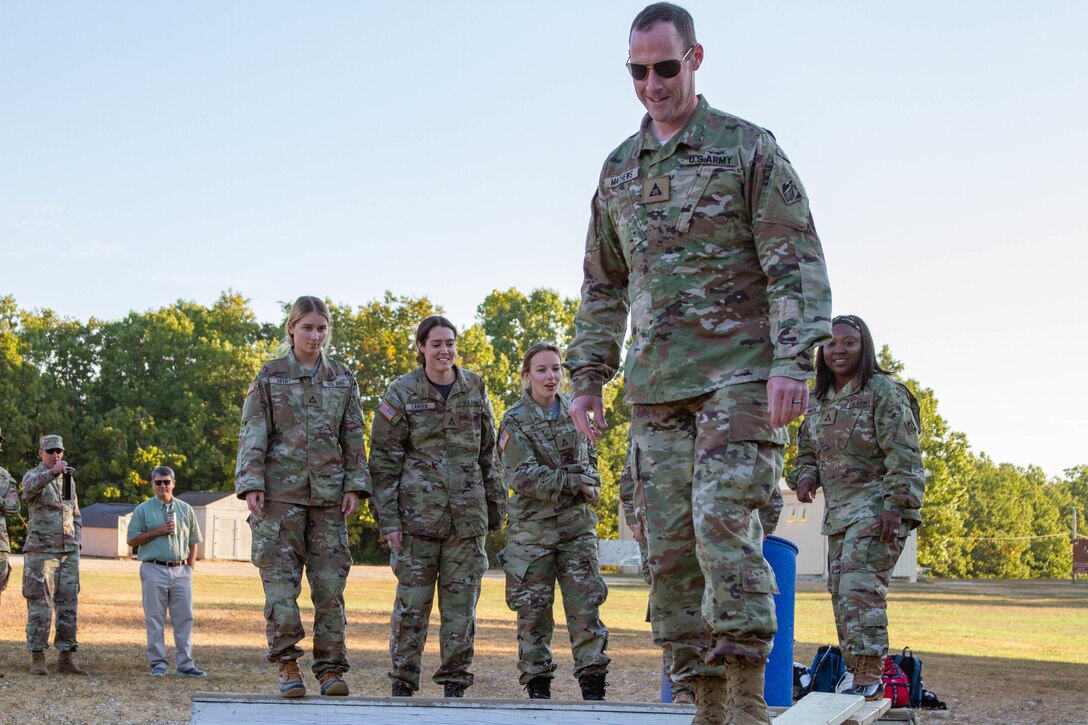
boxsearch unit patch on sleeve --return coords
[779,179,803,205]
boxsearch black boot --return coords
[526,676,552,699]
[391,680,413,697]
[444,683,466,698]
[578,673,607,701]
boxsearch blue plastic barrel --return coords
[763,534,799,707]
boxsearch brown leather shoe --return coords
[58,650,89,676]
[278,660,306,698]
[319,671,349,696]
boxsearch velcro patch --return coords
[322,378,351,388]
[819,409,836,426]
[680,152,739,168]
[406,402,436,412]
[605,167,639,188]
[779,179,803,205]
[244,380,257,398]
[642,175,670,203]
[378,400,400,422]
[269,377,300,385]
[498,430,510,451]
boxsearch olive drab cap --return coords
[39,434,64,451]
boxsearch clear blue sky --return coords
[2,1,1086,476]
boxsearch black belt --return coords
[148,560,184,567]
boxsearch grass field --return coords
[0,557,1085,723]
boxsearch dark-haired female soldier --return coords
[498,342,610,701]
[786,315,925,700]
[369,315,505,699]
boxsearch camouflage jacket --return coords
[787,374,925,535]
[0,466,19,553]
[566,96,832,404]
[369,366,504,539]
[619,435,783,536]
[235,350,371,507]
[498,392,598,535]
[21,464,81,553]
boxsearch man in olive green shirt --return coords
[127,466,205,678]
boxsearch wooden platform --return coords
[191,692,913,724]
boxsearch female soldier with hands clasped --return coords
[497,342,610,701]
[368,315,505,699]
[234,295,370,699]
[786,315,925,700]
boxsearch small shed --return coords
[77,491,251,561]
[80,502,138,558]
[176,491,251,561]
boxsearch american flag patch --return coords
[378,400,399,422]
[244,380,257,398]
[498,429,510,451]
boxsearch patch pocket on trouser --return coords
[249,514,282,569]
[725,387,787,510]
[22,564,47,601]
[743,561,779,596]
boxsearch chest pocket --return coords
[321,376,353,419]
[270,379,302,429]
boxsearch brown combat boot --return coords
[29,650,48,676]
[841,655,884,700]
[58,650,89,676]
[723,657,771,725]
[691,675,728,725]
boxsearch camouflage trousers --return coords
[632,382,782,680]
[639,534,692,699]
[22,551,80,651]
[827,517,907,665]
[0,551,9,594]
[249,501,352,676]
[501,525,610,685]
[389,534,487,691]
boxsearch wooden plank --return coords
[772,692,865,725]
[191,693,696,725]
[843,698,892,725]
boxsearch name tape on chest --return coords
[605,167,639,188]
[406,402,437,412]
[269,377,301,386]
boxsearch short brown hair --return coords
[631,2,696,47]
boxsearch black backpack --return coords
[809,645,846,694]
[891,647,924,708]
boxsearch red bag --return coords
[882,657,911,708]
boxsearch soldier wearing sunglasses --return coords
[565,4,832,724]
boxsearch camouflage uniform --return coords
[21,464,82,652]
[497,392,610,686]
[369,365,504,692]
[566,96,832,678]
[1,465,19,595]
[235,350,370,676]
[787,373,924,664]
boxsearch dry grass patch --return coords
[0,559,1085,724]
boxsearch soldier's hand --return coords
[796,477,817,503]
[570,395,607,444]
[879,510,902,544]
[341,492,360,517]
[384,531,403,552]
[245,491,265,516]
[52,461,68,475]
[767,376,808,428]
[629,522,646,545]
[579,483,600,504]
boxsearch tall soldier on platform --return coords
[21,434,89,676]
[564,4,832,723]
[0,427,21,678]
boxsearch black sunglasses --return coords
[46,448,63,454]
[626,44,696,81]
[152,479,173,486]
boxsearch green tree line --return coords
[1,291,1084,576]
